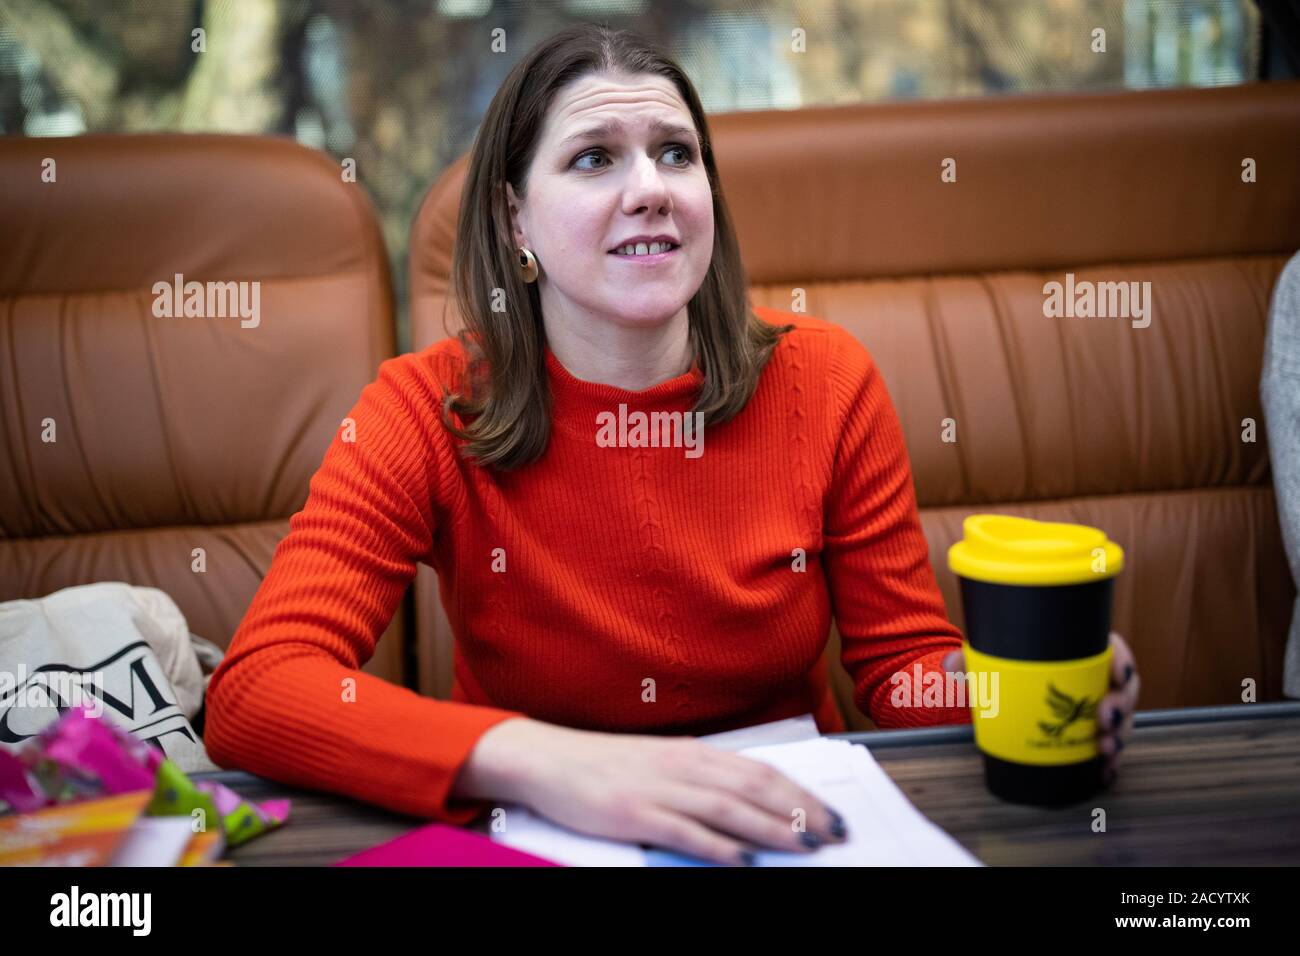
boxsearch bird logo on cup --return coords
[1037,683,1099,739]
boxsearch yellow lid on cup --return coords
[947,514,1124,586]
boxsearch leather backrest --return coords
[0,134,404,682]
[409,81,1300,720]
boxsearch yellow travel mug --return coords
[948,514,1123,806]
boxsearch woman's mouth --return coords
[608,240,680,263]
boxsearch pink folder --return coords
[333,823,562,867]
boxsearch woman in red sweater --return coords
[205,24,1139,865]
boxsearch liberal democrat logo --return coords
[1037,683,1098,739]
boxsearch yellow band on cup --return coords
[963,640,1113,766]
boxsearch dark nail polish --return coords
[738,850,756,866]
[1112,707,1123,729]
[1124,663,1134,685]
[826,806,848,838]
[800,832,824,849]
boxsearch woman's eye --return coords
[664,144,693,166]
[573,149,609,171]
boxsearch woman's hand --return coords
[455,716,848,866]
[941,631,1140,784]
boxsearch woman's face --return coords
[507,70,714,333]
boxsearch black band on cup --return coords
[983,753,1106,806]
[959,578,1114,661]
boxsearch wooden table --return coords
[195,700,1300,866]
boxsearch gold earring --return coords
[518,247,539,283]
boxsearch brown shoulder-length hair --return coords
[441,23,793,471]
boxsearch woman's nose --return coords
[621,155,672,214]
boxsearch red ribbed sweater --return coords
[204,308,970,824]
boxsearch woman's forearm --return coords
[450,715,559,805]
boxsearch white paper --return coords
[110,816,197,867]
[491,716,983,866]
[694,713,822,752]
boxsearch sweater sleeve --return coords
[203,355,527,823]
[1261,250,1300,700]
[820,328,971,729]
